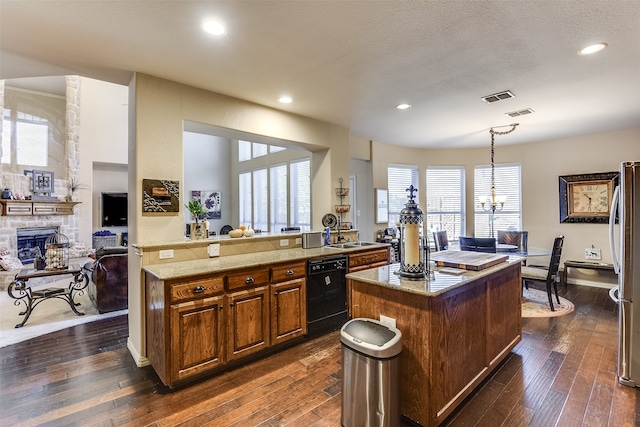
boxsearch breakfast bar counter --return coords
[346,259,522,427]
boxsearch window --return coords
[270,164,288,232]
[2,109,49,166]
[252,142,267,158]
[290,159,310,229]
[269,145,286,154]
[238,140,252,162]
[426,167,465,242]
[474,164,522,237]
[239,157,311,232]
[239,140,275,161]
[238,172,252,227]
[253,168,268,232]
[387,165,419,228]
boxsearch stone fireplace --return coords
[16,226,60,264]
[0,76,82,290]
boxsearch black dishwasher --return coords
[307,255,348,337]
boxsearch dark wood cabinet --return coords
[170,294,225,383]
[146,273,225,386]
[348,262,522,427]
[226,285,270,361]
[270,277,306,346]
[145,260,308,387]
[348,248,389,272]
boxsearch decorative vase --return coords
[190,223,205,240]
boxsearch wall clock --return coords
[559,171,619,223]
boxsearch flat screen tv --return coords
[101,192,128,227]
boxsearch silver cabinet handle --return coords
[286,269,294,276]
[245,276,255,284]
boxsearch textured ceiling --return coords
[1,1,639,148]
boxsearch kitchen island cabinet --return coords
[347,260,522,427]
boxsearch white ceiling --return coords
[1,1,639,148]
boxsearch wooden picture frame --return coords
[375,188,388,224]
[142,179,180,214]
[559,171,618,223]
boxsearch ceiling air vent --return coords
[505,108,535,117]
[481,90,515,103]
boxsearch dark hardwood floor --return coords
[1,284,639,426]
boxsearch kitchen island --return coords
[346,259,522,427]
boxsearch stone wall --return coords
[0,77,83,288]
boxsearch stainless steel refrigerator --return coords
[609,160,640,387]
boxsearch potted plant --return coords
[67,177,89,202]
[186,198,208,239]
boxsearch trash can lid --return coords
[340,318,402,358]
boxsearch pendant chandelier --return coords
[480,123,519,236]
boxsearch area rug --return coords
[522,288,574,318]
[0,277,127,348]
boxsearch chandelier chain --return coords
[488,124,519,191]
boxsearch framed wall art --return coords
[191,190,222,219]
[375,188,389,224]
[559,171,618,223]
[142,179,180,213]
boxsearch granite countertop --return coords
[143,243,389,281]
[346,259,521,297]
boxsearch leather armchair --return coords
[82,247,128,314]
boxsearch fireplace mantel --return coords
[0,200,81,216]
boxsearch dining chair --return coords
[497,230,528,252]
[459,237,497,253]
[432,231,449,251]
[521,235,565,311]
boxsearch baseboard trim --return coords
[127,337,150,367]
[566,278,616,289]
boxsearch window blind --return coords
[474,164,522,237]
[387,165,419,228]
[426,167,465,241]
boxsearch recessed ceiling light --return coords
[203,20,226,36]
[279,96,293,104]
[578,42,607,55]
[396,103,411,110]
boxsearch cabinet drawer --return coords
[349,249,389,268]
[170,276,224,303]
[271,261,306,282]
[227,268,269,291]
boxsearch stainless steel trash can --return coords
[341,318,403,427]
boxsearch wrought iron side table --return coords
[7,265,89,328]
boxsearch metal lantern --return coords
[399,185,426,279]
[45,231,69,270]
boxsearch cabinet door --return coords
[271,278,307,346]
[227,286,270,361]
[170,295,225,383]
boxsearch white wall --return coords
[92,162,128,240]
[79,77,129,246]
[370,127,640,264]
[129,73,351,364]
[349,158,374,240]
[183,132,231,235]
